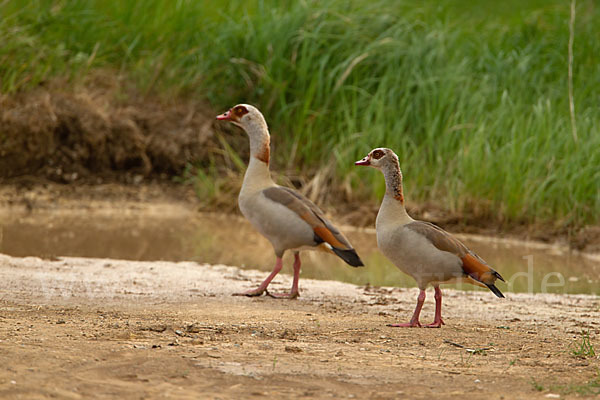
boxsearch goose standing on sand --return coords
[355,148,504,327]
[216,104,363,298]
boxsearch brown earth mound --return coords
[0,73,215,183]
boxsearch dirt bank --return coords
[1,254,599,399]
[0,73,216,184]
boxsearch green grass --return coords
[560,370,600,396]
[531,378,544,392]
[549,369,600,396]
[571,331,596,358]
[1,0,599,227]
[534,369,600,396]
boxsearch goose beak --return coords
[355,156,370,166]
[216,110,232,121]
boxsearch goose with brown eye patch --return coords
[355,147,505,328]
[354,147,387,167]
[215,104,364,299]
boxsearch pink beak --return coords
[216,110,231,120]
[355,156,370,166]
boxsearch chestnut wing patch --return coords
[461,253,498,285]
[405,221,503,284]
[262,186,352,250]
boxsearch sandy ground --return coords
[1,254,599,399]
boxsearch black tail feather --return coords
[494,271,506,282]
[486,283,505,298]
[331,247,364,267]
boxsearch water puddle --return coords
[1,209,598,295]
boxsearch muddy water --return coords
[1,209,598,295]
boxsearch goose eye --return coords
[235,106,248,116]
[372,150,384,159]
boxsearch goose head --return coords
[216,104,267,134]
[355,147,399,169]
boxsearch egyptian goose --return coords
[216,104,363,298]
[355,148,504,327]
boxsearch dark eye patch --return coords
[372,150,384,159]
[234,106,248,116]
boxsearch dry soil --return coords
[1,253,599,399]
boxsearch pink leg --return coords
[388,289,425,328]
[425,286,445,328]
[233,257,283,297]
[268,252,301,299]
